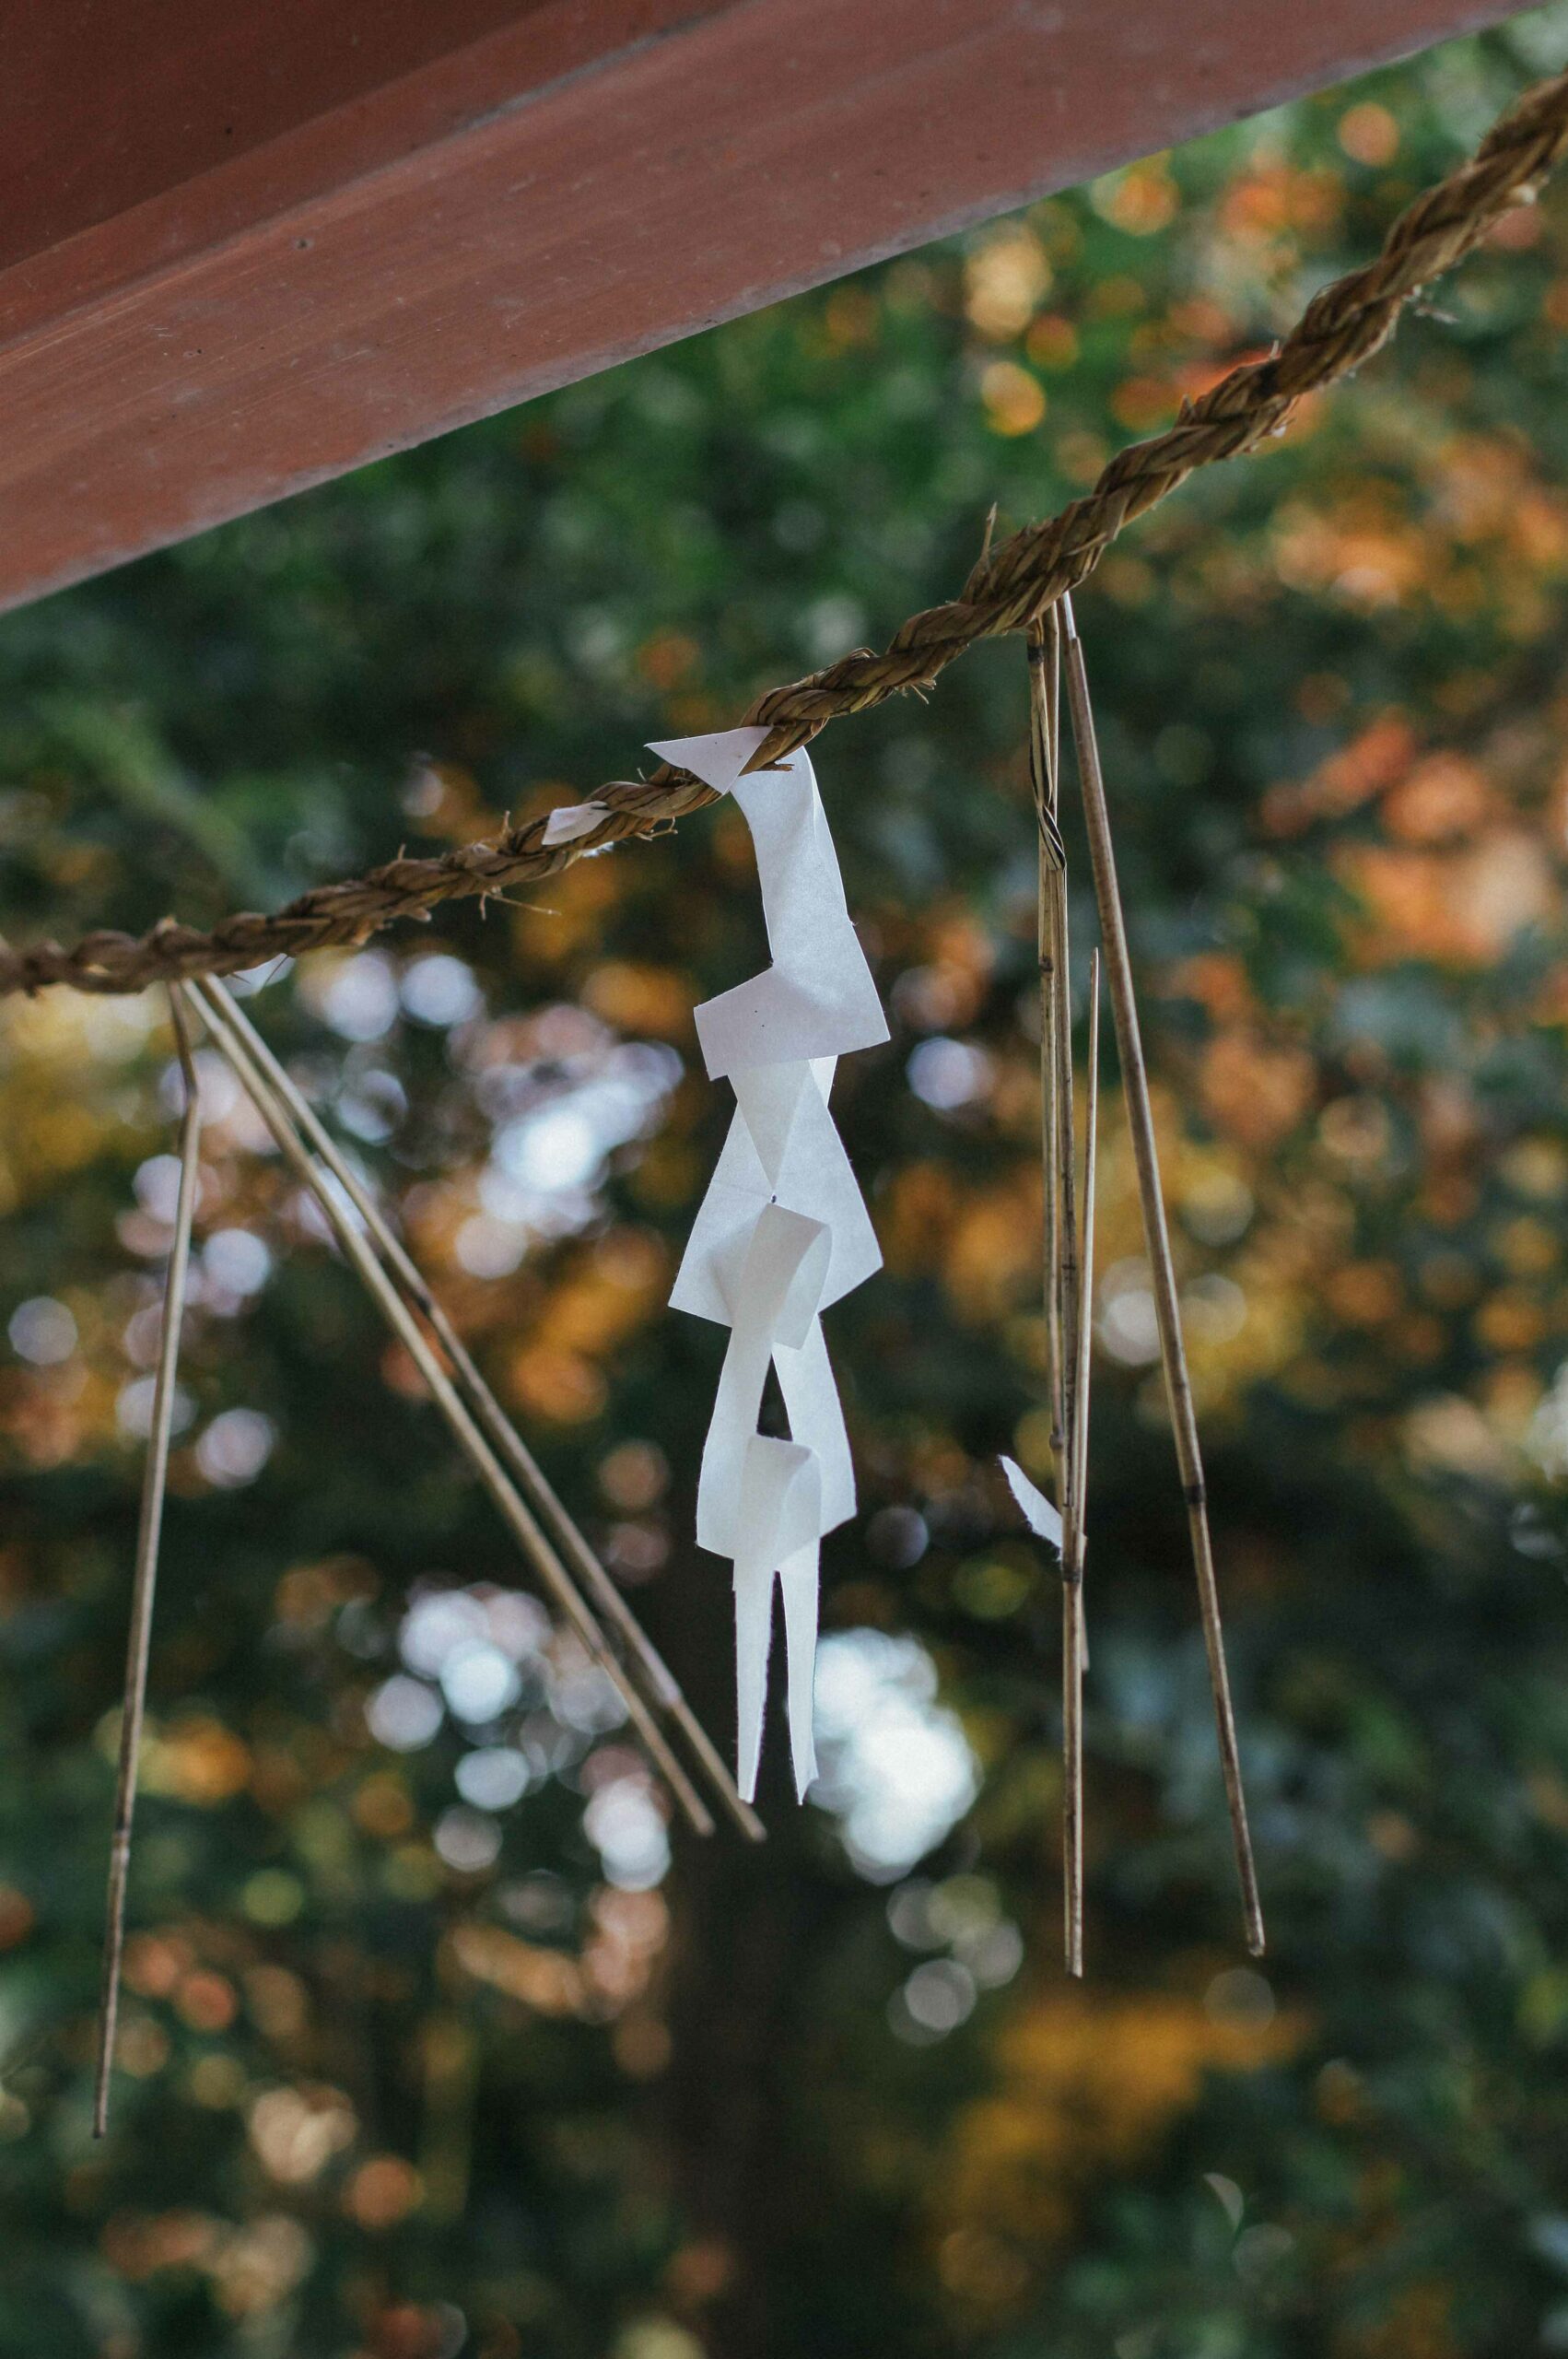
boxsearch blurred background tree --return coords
[6,14,1568,2356]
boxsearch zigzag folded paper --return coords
[658,727,889,1802]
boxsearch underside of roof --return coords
[0,0,1526,614]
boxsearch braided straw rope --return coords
[7,64,1568,1000]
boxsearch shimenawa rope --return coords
[6,63,1567,1001]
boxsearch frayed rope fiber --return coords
[7,63,1568,1001]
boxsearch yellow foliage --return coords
[1025,315,1078,371]
[880,1161,961,1279]
[979,362,1047,439]
[1199,1027,1316,1149]
[1092,162,1181,237]
[505,1345,607,1426]
[964,228,1051,341]
[142,1715,252,1806]
[943,1175,1040,1321]
[1380,751,1493,844]
[1338,832,1555,968]
[1339,102,1399,167]
[582,962,696,1039]
[935,1985,1305,2285]
[1335,2279,1459,2359]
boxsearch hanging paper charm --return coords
[660,727,889,1803]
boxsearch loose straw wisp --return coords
[1027,614,1090,1970]
[95,991,201,2135]
[1060,599,1264,1955]
[192,980,758,1843]
[1028,619,1066,1453]
[185,981,738,1842]
[1060,950,1099,1979]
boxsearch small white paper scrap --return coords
[542,802,608,848]
[1000,1455,1063,1555]
[667,723,887,1803]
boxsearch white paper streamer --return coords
[665,726,889,1801]
[1000,1455,1083,1670]
[1000,1454,1063,1555]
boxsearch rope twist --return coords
[6,65,1567,999]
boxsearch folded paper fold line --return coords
[692,750,888,1078]
[734,1438,822,1802]
[696,1204,830,1560]
[671,1059,880,1323]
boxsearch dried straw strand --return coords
[1059,599,1265,1957]
[1061,947,1100,1978]
[1029,616,1092,1972]
[1028,616,1065,1447]
[6,64,1565,1000]
[94,990,202,2135]
[1047,838,1077,1491]
[1028,621,1072,1441]
[1073,953,1100,1686]
[193,980,759,1843]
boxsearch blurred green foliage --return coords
[6,16,1568,2357]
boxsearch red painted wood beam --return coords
[0,0,1526,614]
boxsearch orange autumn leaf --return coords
[1199,1028,1316,1149]
[1340,831,1555,967]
